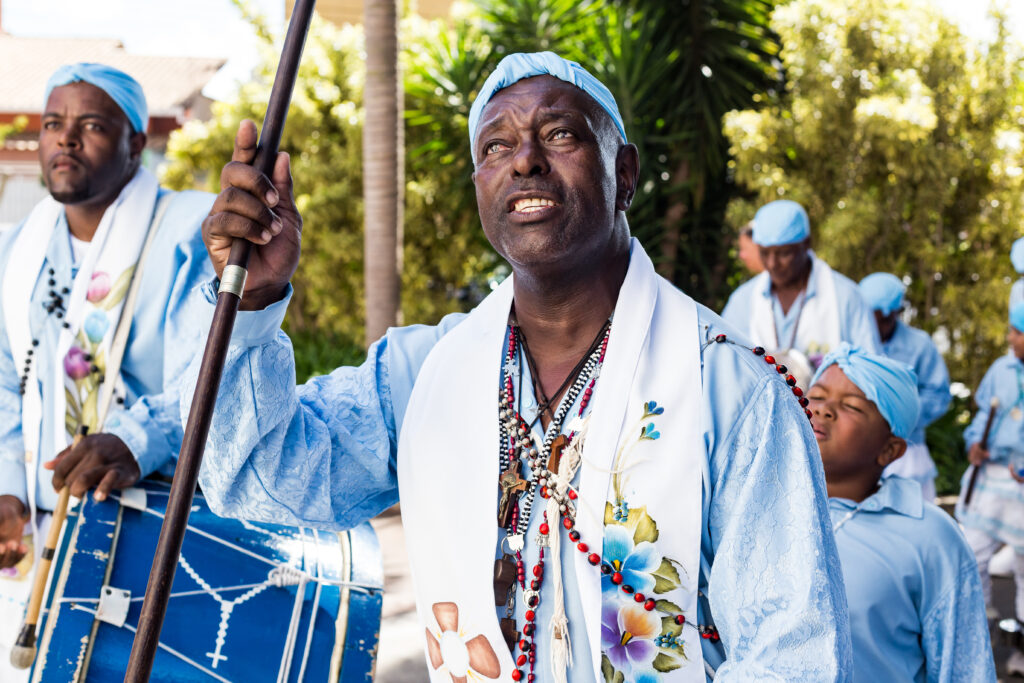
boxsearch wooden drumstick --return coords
[964,397,1000,507]
[10,425,88,669]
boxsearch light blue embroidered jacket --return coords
[0,190,214,511]
[830,476,995,682]
[186,280,853,681]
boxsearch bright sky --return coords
[934,0,1024,41]
[1,0,285,100]
[2,0,1022,102]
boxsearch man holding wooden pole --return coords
[188,52,852,680]
[0,63,215,678]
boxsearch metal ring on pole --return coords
[218,265,248,298]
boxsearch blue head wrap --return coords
[858,272,906,315]
[468,52,627,147]
[1012,237,1024,274]
[751,200,810,247]
[811,343,920,440]
[44,63,148,134]
[1011,302,1024,333]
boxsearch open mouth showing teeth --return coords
[512,197,557,213]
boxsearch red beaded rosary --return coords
[707,333,813,420]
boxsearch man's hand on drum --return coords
[0,495,28,568]
[203,119,302,312]
[44,433,141,502]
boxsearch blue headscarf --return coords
[1011,302,1024,333]
[811,343,920,440]
[468,52,627,147]
[858,272,906,315]
[1012,237,1024,274]
[44,63,148,134]
[751,200,810,247]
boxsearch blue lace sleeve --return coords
[707,375,853,681]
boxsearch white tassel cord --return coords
[547,419,587,683]
[546,493,571,683]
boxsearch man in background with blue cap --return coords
[807,343,993,681]
[722,199,879,386]
[957,301,1024,675]
[184,52,850,681]
[858,272,950,501]
[0,63,214,676]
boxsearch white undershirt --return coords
[69,233,89,264]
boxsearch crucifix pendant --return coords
[497,460,528,528]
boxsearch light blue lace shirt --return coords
[830,476,995,682]
[878,321,951,445]
[721,256,880,358]
[0,190,214,511]
[187,283,853,681]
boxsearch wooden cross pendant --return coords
[547,434,568,475]
[497,460,528,528]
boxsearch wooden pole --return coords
[9,427,88,669]
[964,396,999,507]
[123,2,316,679]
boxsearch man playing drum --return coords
[0,63,214,677]
[187,52,852,681]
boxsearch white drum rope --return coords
[69,604,232,683]
[296,527,324,682]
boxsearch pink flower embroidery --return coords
[424,602,501,682]
[86,271,110,303]
[63,346,90,380]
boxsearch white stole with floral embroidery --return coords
[2,169,157,520]
[398,239,705,682]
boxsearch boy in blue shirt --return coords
[808,344,994,681]
[959,302,1024,675]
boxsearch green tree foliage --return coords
[724,0,1024,392]
[163,14,367,353]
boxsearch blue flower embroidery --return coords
[634,673,661,683]
[613,499,630,522]
[602,525,660,595]
[654,633,681,649]
[642,401,665,419]
[84,310,110,343]
[640,422,660,441]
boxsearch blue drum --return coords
[29,480,382,682]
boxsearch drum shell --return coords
[30,481,383,682]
